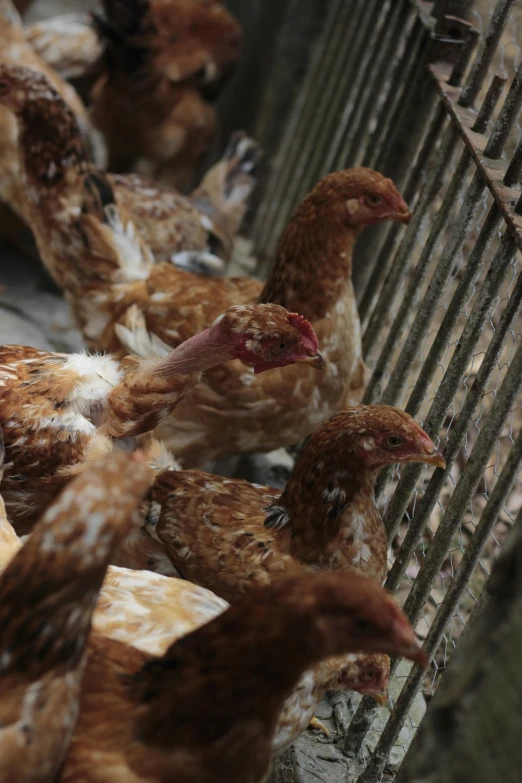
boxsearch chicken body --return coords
[0,304,321,531]
[91,0,242,186]
[0,1,94,217]
[61,571,426,783]
[111,131,260,268]
[0,345,166,530]
[0,516,387,754]
[0,65,257,297]
[0,65,411,467]
[145,407,446,598]
[25,13,103,81]
[0,451,152,783]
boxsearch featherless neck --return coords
[153,327,235,378]
[259,206,358,321]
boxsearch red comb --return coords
[286,313,319,348]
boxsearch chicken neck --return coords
[264,446,381,568]
[259,202,359,322]
[103,326,236,438]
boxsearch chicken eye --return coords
[355,619,374,632]
[278,343,286,351]
[364,668,376,680]
[386,435,403,448]
[366,194,382,206]
[0,81,11,95]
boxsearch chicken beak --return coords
[367,689,389,707]
[419,447,446,470]
[298,351,326,371]
[404,445,446,470]
[393,208,412,224]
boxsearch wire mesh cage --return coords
[249,0,522,780]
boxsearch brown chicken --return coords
[90,566,390,750]
[61,570,426,783]
[144,407,446,597]
[0,0,96,221]
[0,65,412,468]
[113,130,260,272]
[0,303,321,532]
[0,450,153,783]
[0,510,388,755]
[0,65,257,278]
[91,0,242,186]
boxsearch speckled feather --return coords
[25,13,103,80]
[0,524,384,755]
[0,65,410,467]
[148,406,443,598]
[0,66,256,303]
[0,303,317,531]
[0,1,93,218]
[0,452,152,783]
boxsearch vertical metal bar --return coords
[384,232,520,576]
[363,145,472,403]
[405,204,501,420]
[471,74,506,134]
[279,0,377,209]
[252,0,346,255]
[336,1,412,167]
[362,17,426,171]
[483,59,522,159]
[375,63,522,409]
[394,427,522,775]
[358,103,447,325]
[358,337,522,783]
[503,132,522,186]
[448,28,480,87]
[380,168,485,408]
[459,0,517,108]
[293,0,392,196]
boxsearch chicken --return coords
[112,131,260,272]
[145,407,446,597]
[0,1,95,219]
[0,65,257,280]
[0,64,412,468]
[274,652,390,751]
[91,0,242,187]
[0,450,153,783]
[0,509,389,755]
[25,13,103,81]
[61,570,426,783]
[95,565,390,750]
[0,303,322,532]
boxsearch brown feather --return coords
[147,406,443,598]
[0,451,152,783]
[62,571,424,783]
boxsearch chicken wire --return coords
[250,0,522,780]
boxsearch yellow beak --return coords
[297,351,326,371]
[367,689,389,707]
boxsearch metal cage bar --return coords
[259,0,522,779]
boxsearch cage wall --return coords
[249,0,522,780]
